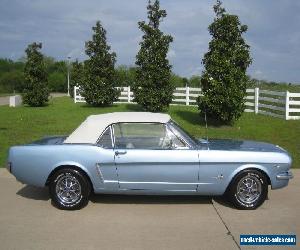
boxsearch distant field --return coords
[0,93,16,97]
[252,83,300,93]
[0,97,299,168]
[1,82,300,96]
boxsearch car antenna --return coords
[204,109,208,142]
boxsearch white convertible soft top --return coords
[64,112,171,144]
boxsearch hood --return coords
[27,136,67,145]
[201,139,286,153]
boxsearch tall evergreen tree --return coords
[197,1,252,123]
[22,42,49,106]
[82,21,119,106]
[133,0,174,112]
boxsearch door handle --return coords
[115,150,127,156]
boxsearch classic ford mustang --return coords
[7,112,293,210]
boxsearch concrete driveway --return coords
[0,169,298,250]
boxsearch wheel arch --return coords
[45,164,94,193]
[225,165,271,194]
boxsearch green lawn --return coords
[0,97,299,168]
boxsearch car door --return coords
[94,126,119,190]
[113,122,200,191]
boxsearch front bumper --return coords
[276,170,293,180]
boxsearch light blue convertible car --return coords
[7,112,293,210]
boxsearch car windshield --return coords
[168,120,198,146]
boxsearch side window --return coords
[113,123,165,149]
[97,127,113,149]
[113,123,187,150]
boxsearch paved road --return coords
[0,169,298,250]
[0,93,68,106]
[0,96,9,105]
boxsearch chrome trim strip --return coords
[166,123,192,149]
[118,181,212,185]
[96,125,114,149]
[276,171,293,180]
[110,125,115,148]
[95,163,104,183]
[104,180,119,183]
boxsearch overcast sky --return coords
[0,0,299,83]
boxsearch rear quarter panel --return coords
[8,144,115,190]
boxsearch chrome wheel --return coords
[236,175,262,205]
[55,173,82,205]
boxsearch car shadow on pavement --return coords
[90,194,212,205]
[16,186,237,209]
[212,192,270,210]
[16,185,49,201]
[212,196,236,209]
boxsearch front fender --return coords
[224,163,292,192]
[224,164,271,192]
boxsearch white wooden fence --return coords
[245,88,300,120]
[74,86,300,120]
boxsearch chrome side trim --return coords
[104,180,118,183]
[118,181,212,185]
[109,125,115,148]
[167,123,192,149]
[95,163,104,183]
[276,171,293,180]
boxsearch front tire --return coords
[49,168,91,210]
[228,170,268,210]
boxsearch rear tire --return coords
[49,168,91,210]
[228,169,268,210]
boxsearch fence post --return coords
[74,87,77,103]
[285,91,290,120]
[186,86,190,106]
[127,86,131,103]
[254,87,259,114]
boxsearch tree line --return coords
[1,0,298,123]
[0,59,201,93]
[1,57,296,94]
